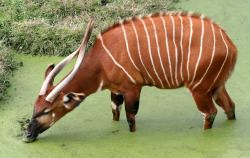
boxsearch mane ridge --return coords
[97,11,225,39]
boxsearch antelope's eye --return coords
[43,111,50,115]
[43,108,50,115]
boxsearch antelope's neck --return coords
[62,49,105,96]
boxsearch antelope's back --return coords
[96,12,237,92]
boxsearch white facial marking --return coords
[52,113,55,118]
[63,95,69,102]
[49,122,54,127]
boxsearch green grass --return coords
[0,0,178,100]
[0,0,178,56]
[0,42,17,101]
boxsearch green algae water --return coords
[1,0,250,157]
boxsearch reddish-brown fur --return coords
[26,12,237,141]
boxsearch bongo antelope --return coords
[25,11,237,142]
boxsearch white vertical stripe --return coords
[131,21,155,85]
[121,24,140,72]
[99,35,136,84]
[190,19,204,85]
[207,29,229,92]
[149,17,171,88]
[140,19,164,88]
[96,80,103,92]
[143,77,148,84]
[192,23,216,91]
[170,15,179,86]
[160,16,175,87]
[178,15,184,82]
[187,17,193,81]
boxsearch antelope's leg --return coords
[212,85,235,120]
[191,91,218,129]
[124,90,141,132]
[111,92,124,121]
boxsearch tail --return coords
[225,35,238,82]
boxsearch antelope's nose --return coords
[25,130,32,137]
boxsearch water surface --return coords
[1,0,250,157]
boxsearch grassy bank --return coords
[0,42,17,100]
[0,0,178,100]
[0,0,178,56]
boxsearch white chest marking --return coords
[96,80,103,93]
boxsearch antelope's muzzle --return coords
[23,119,48,143]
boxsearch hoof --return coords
[226,107,236,120]
[113,115,120,121]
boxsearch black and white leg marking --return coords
[111,92,124,121]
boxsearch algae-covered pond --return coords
[1,0,250,157]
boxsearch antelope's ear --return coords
[44,63,55,80]
[63,93,85,110]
